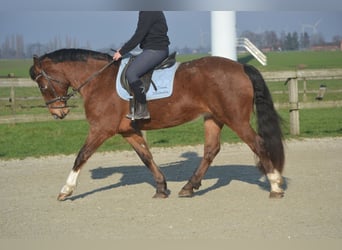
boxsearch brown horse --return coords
[29,48,285,201]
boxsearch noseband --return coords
[35,60,115,108]
[35,70,74,108]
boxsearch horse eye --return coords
[39,85,48,91]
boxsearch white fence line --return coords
[1,68,342,134]
[237,38,267,66]
[0,78,35,87]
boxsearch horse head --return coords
[30,55,70,119]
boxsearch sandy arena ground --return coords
[1,137,341,239]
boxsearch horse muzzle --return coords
[49,106,70,120]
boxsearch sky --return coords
[0,0,342,52]
[1,11,341,51]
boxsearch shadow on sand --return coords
[69,151,288,200]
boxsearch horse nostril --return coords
[61,108,69,119]
[51,109,67,120]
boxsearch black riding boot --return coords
[126,80,150,120]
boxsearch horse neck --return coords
[63,60,118,97]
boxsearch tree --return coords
[282,32,299,50]
[332,35,342,45]
[263,30,279,50]
[292,32,299,50]
[310,32,325,46]
[26,43,48,57]
[300,32,310,49]
[241,30,263,48]
[15,34,25,57]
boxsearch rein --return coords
[37,60,115,106]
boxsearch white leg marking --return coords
[267,169,283,193]
[60,170,80,195]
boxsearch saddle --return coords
[120,51,177,95]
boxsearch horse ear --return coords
[33,55,41,68]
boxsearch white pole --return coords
[211,11,237,61]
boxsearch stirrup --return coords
[126,112,150,120]
[135,112,150,120]
[126,113,134,120]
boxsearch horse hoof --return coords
[269,191,284,199]
[153,191,169,198]
[57,192,72,201]
[178,188,194,198]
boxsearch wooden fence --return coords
[1,68,342,135]
[262,69,342,135]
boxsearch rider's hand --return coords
[113,51,122,61]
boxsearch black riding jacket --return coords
[119,11,170,56]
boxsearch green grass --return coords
[1,107,341,160]
[238,51,342,71]
[0,90,84,116]
[179,51,342,71]
[0,120,131,159]
[299,108,342,136]
[0,59,33,78]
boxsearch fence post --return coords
[288,78,300,135]
[10,85,17,124]
[302,77,307,102]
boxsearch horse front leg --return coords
[123,132,169,198]
[58,169,80,201]
[57,131,111,201]
[179,116,223,197]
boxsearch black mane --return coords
[40,48,113,63]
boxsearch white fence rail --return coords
[261,68,342,135]
[237,38,267,66]
[1,68,342,135]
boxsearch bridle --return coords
[35,60,115,108]
[35,70,73,107]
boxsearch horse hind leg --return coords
[256,153,284,198]
[234,123,284,198]
[266,168,284,198]
[179,116,223,197]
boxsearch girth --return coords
[120,51,177,94]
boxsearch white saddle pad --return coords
[116,57,179,101]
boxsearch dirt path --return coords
[1,138,341,239]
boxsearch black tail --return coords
[243,64,285,173]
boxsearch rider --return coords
[113,11,170,120]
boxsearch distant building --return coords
[310,41,342,51]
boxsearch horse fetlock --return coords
[192,181,201,190]
[153,189,169,198]
[265,169,285,198]
[154,179,169,198]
